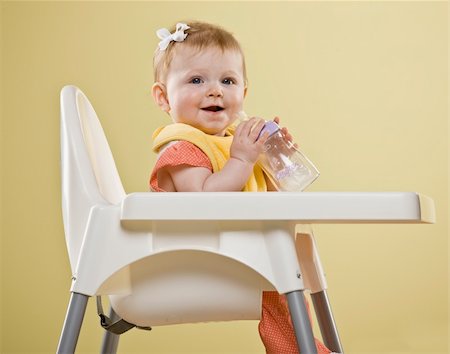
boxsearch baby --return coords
[150,21,331,354]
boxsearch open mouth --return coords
[202,106,224,112]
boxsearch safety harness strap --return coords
[96,296,152,335]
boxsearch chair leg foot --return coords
[57,292,89,354]
[286,290,318,354]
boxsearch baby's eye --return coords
[190,77,203,84]
[222,78,235,85]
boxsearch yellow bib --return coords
[152,123,267,192]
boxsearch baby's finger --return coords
[249,119,266,141]
[234,120,244,136]
[237,117,256,136]
[281,127,292,139]
[256,130,270,146]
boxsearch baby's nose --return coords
[207,83,223,97]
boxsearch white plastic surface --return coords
[109,250,268,326]
[60,85,125,273]
[121,192,435,223]
[295,225,328,294]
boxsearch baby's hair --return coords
[153,21,247,84]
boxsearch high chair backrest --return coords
[60,85,126,272]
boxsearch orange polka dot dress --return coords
[150,141,213,191]
[259,292,331,354]
[150,141,332,354]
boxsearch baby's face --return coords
[163,45,246,136]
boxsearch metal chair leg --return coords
[286,290,318,354]
[57,292,89,354]
[311,290,344,353]
[101,307,121,354]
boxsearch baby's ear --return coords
[152,82,170,112]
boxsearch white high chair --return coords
[57,85,435,354]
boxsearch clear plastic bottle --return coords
[236,112,320,191]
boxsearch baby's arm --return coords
[162,118,268,192]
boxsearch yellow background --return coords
[1,1,448,353]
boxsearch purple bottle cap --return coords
[257,121,280,140]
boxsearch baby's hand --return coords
[231,117,269,164]
[274,116,298,148]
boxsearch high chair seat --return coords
[57,85,435,354]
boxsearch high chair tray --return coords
[120,192,435,224]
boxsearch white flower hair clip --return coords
[156,23,190,51]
